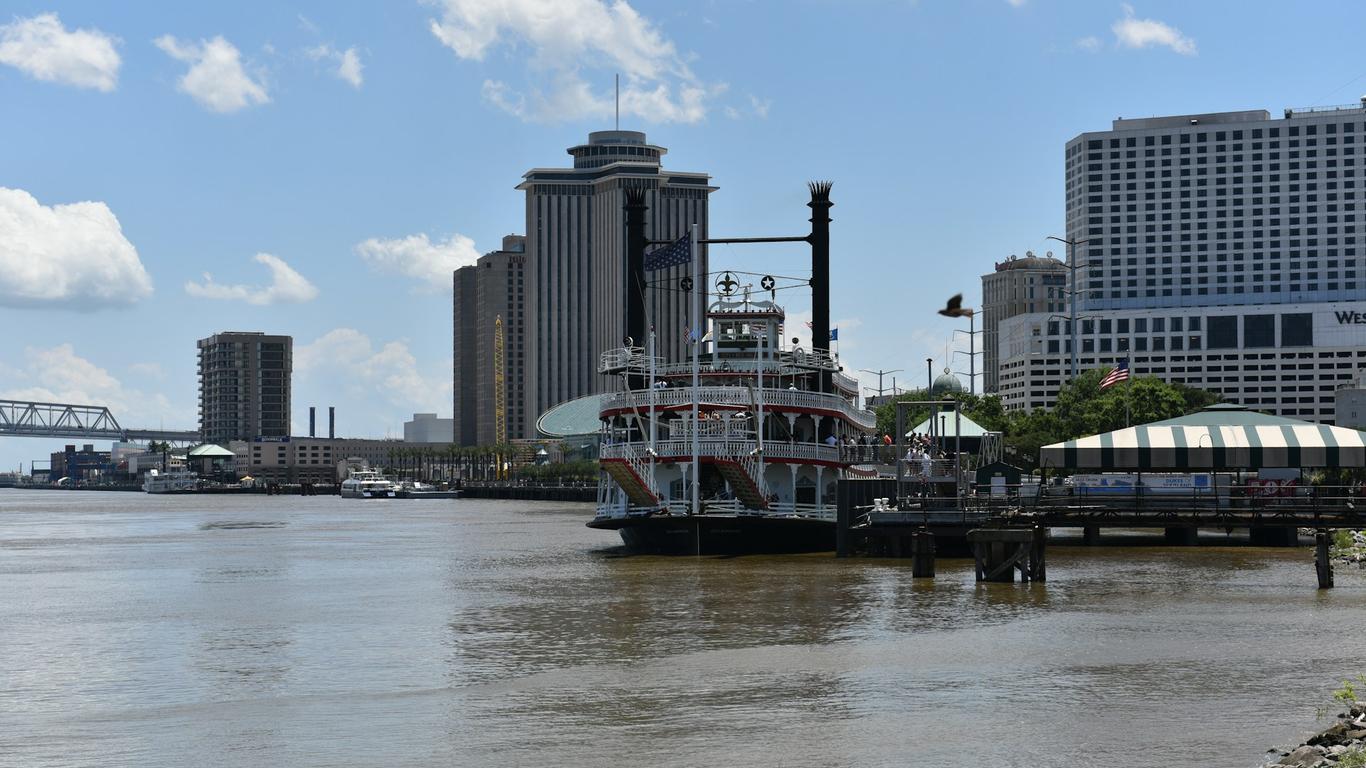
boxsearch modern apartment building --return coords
[517,130,715,427]
[997,101,1366,421]
[453,235,528,444]
[980,251,1067,393]
[197,332,292,442]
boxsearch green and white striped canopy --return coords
[1039,404,1366,470]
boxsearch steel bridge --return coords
[0,399,199,443]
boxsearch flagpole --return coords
[648,326,656,496]
[1125,363,1132,428]
[690,223,700,518]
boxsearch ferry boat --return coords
[340,469,396,499]
[588,292,876,554]
[143,469,199,494]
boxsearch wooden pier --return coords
[836,478,1364,589]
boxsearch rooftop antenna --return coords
[615,73,620,130]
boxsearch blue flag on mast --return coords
[644,234,691,271]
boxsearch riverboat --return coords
[588,291,876,554]
[142,469,199,494]
[340,469,396,499]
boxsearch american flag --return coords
[802,321,838,341]
[1100,359,1130,389]
[644,234,691,271]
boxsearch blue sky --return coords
[3,0,1366,468]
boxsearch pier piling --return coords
[1315,529,1335,589]
[1164,527,1198,546]
[910,530,935,577]
[968,528,1040,583]
[1082,525,1100,545]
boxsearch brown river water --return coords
[1,489,1364,767]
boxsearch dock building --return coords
[197,332,292,442]
[997,102,1366,421]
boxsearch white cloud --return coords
[154,34,269,112]
[748,94,771,119]
[306,43,363,88]
[184,253,318,305]
[0,344,186,430]
[354,232,480,291]
[428,0,720,124]
[0,187,152,309]
[295,328,452,419]
[0,13,120,91]
[128,362,165,380]
[1112,4,1196,55]
[1005,0,1027,6]
[1076,35,1102,52]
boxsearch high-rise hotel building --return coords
[516,130,715,424]
[197,331,292,443]
[998,101,1366,421]
[981,251,1068,394]
[453,235,528,444]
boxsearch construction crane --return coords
[493,314,507,478]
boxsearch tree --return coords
[1001,371,1219,468]
[873,389,1009,438]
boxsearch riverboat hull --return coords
[588,514,834,555]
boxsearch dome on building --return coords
[994,250,1067,272]
[930,368,965,397]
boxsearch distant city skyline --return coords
[5,0,1366,466]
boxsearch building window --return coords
[1207,315,1237,348]
[1244,314,1275,347]
[1281,313,1313,346]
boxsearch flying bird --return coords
[938,294,975,318]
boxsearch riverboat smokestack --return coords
[624,188,648,388]
[328,406,335,439]
[625,189,648,348]
[309,407,316,438]
[808,181,833,390]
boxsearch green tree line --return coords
[873,370,1220,468]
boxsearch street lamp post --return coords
[951,309,981,395]
[860,368,903,406]
[1047,235,1090,382]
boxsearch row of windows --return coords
[1086,122,1363,151]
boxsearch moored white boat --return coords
[340,469,396,498]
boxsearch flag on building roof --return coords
[645,234,690,271]
[1100,359,1130,389]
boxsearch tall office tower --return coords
[980,251,1068,393]
[517,130,715,424]
[453,235,528,445]
[997,101,1366,421]
[197,332,292,442]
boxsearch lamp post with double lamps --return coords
[1047,235,1091,382]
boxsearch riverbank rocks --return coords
[1266,705,1366,767]
[1332,530,1366,566]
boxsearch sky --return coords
[3,0,1366,469]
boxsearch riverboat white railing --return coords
[832,370,859,393]
[601,386,876,431]
[597,346,842,375]
[601,440,843,464]
[600,499,836,522]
